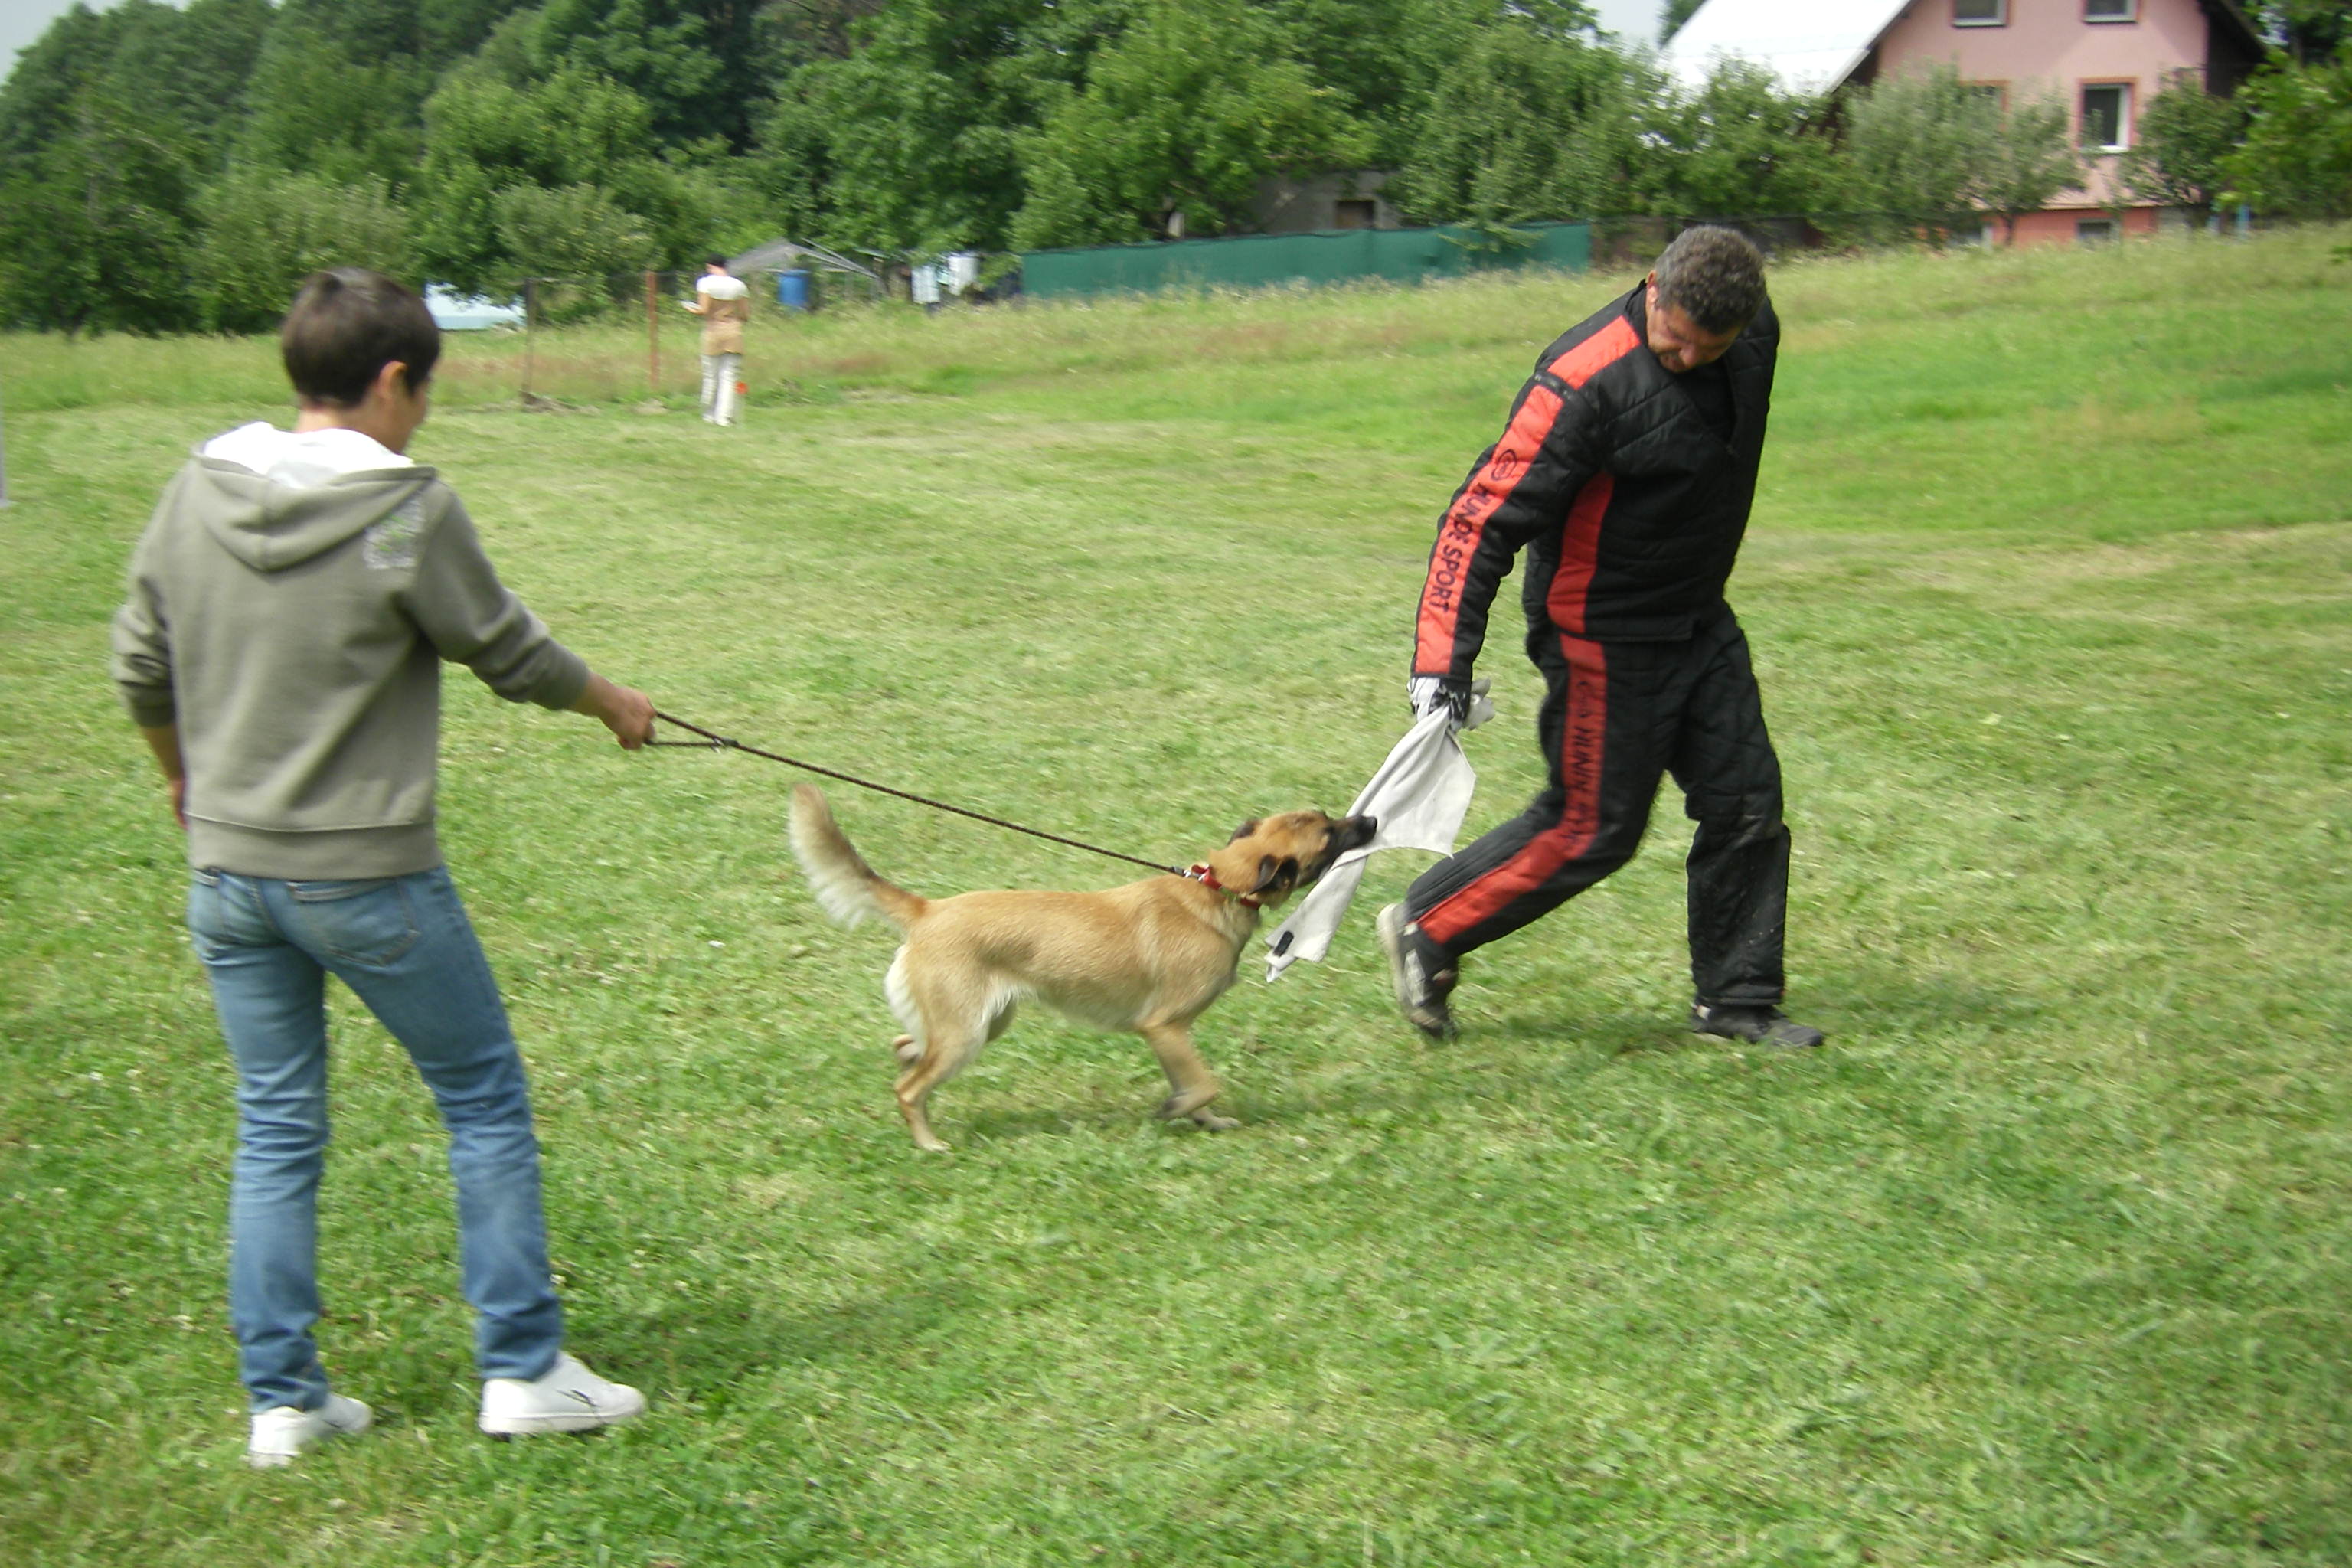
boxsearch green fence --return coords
[1021,222,1592,300]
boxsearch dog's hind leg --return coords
[1138,1021,1240,1132]
[894,1024,983,1152]
[890,995,1013,1109]
[890,965,1006,1153]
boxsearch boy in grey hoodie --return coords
[113,270,654,1466]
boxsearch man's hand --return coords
[139,724,188,828]
[1409,675,1471,727]
[1407,675,1495,733]
[571,673,655,749]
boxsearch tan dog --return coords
[789,784,1377,1151]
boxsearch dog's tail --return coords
[789,784,926,931]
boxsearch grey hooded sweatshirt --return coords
[111,426,590,878]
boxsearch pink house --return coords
[1661,0,2268,244]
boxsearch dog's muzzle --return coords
[1302,815,1378,884]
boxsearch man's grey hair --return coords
[1652,227,1768,335]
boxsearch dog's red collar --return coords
[1183,863,1263,908]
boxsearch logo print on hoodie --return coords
[364,496,425,570]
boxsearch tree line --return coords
[2,0,2347,335]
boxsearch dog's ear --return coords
[1253,855,1302,894]
[1227,818,1261,844]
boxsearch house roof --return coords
[1659,0,1910,93]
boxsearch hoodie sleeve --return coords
[402,485,590,710]
[110,495,178,728]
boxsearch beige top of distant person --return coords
[685,260,750,356]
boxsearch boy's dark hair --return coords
[280,270,440,407]
[705,255,728,270]
[1652,227,1768,335]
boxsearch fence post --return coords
[521,278,536,402]
[645,270,659,397]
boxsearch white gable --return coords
[1659,0,1912,94]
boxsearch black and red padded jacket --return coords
[1411,280,1779,677]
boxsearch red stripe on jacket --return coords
[1414,383,1563,673]
[1420,634,1612,946]
[1547,472,1613,635]
[1550,315,1639,390]
[1538,316,1638,635]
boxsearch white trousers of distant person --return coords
[700,353,741,425]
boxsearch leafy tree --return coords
[234,2,434,188]
[1974,90,2082,240]
[758,0,892,62]
[1837,67,2080,240]
[412,60,730,288]
[2270,1,2352,66]
[760,1,1125,256]
[1839,66,1998,230]
[194,171,413,332]
[98,0,273,172]
[1266,0,1455,167]
[1639,59,1841,218]
[0,83,198,333]
[1011,0,1369,248]
[1661,0,1706,44]
[1,0,268,175]
[2220,43,2352,217]
[0,4,121,163]
[1386,8,1637,226]
[418,0,544,64]
[491,181,657,279]
[2118,69,2251,217]
[521,0,776,150]
[0,2,249,332]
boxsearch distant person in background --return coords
[685,256,750,426]
[111,269,655,1467]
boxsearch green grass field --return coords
[4,228,2350,1566]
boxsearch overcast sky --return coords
[2,0,1672,99]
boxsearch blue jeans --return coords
[186,865,563,1412]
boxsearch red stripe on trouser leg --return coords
[1419,636,1609,946]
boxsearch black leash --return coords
[647,710,1181,876]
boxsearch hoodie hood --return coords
[191,423,436,572]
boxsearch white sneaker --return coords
[479,1351,646,1436]
[247,1393,372,1468]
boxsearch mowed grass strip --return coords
[2,228,2347,1567]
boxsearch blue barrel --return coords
[778,268,812,311]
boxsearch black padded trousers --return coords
[1405,610,1791,1008]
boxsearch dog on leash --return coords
[789,784,1377,1151]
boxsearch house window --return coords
[2079,83,2131,150]
[2084,0,2136,20]
[2076,218,2118,244]
[1953,0,2005,24]
[1965,81,2008,110]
